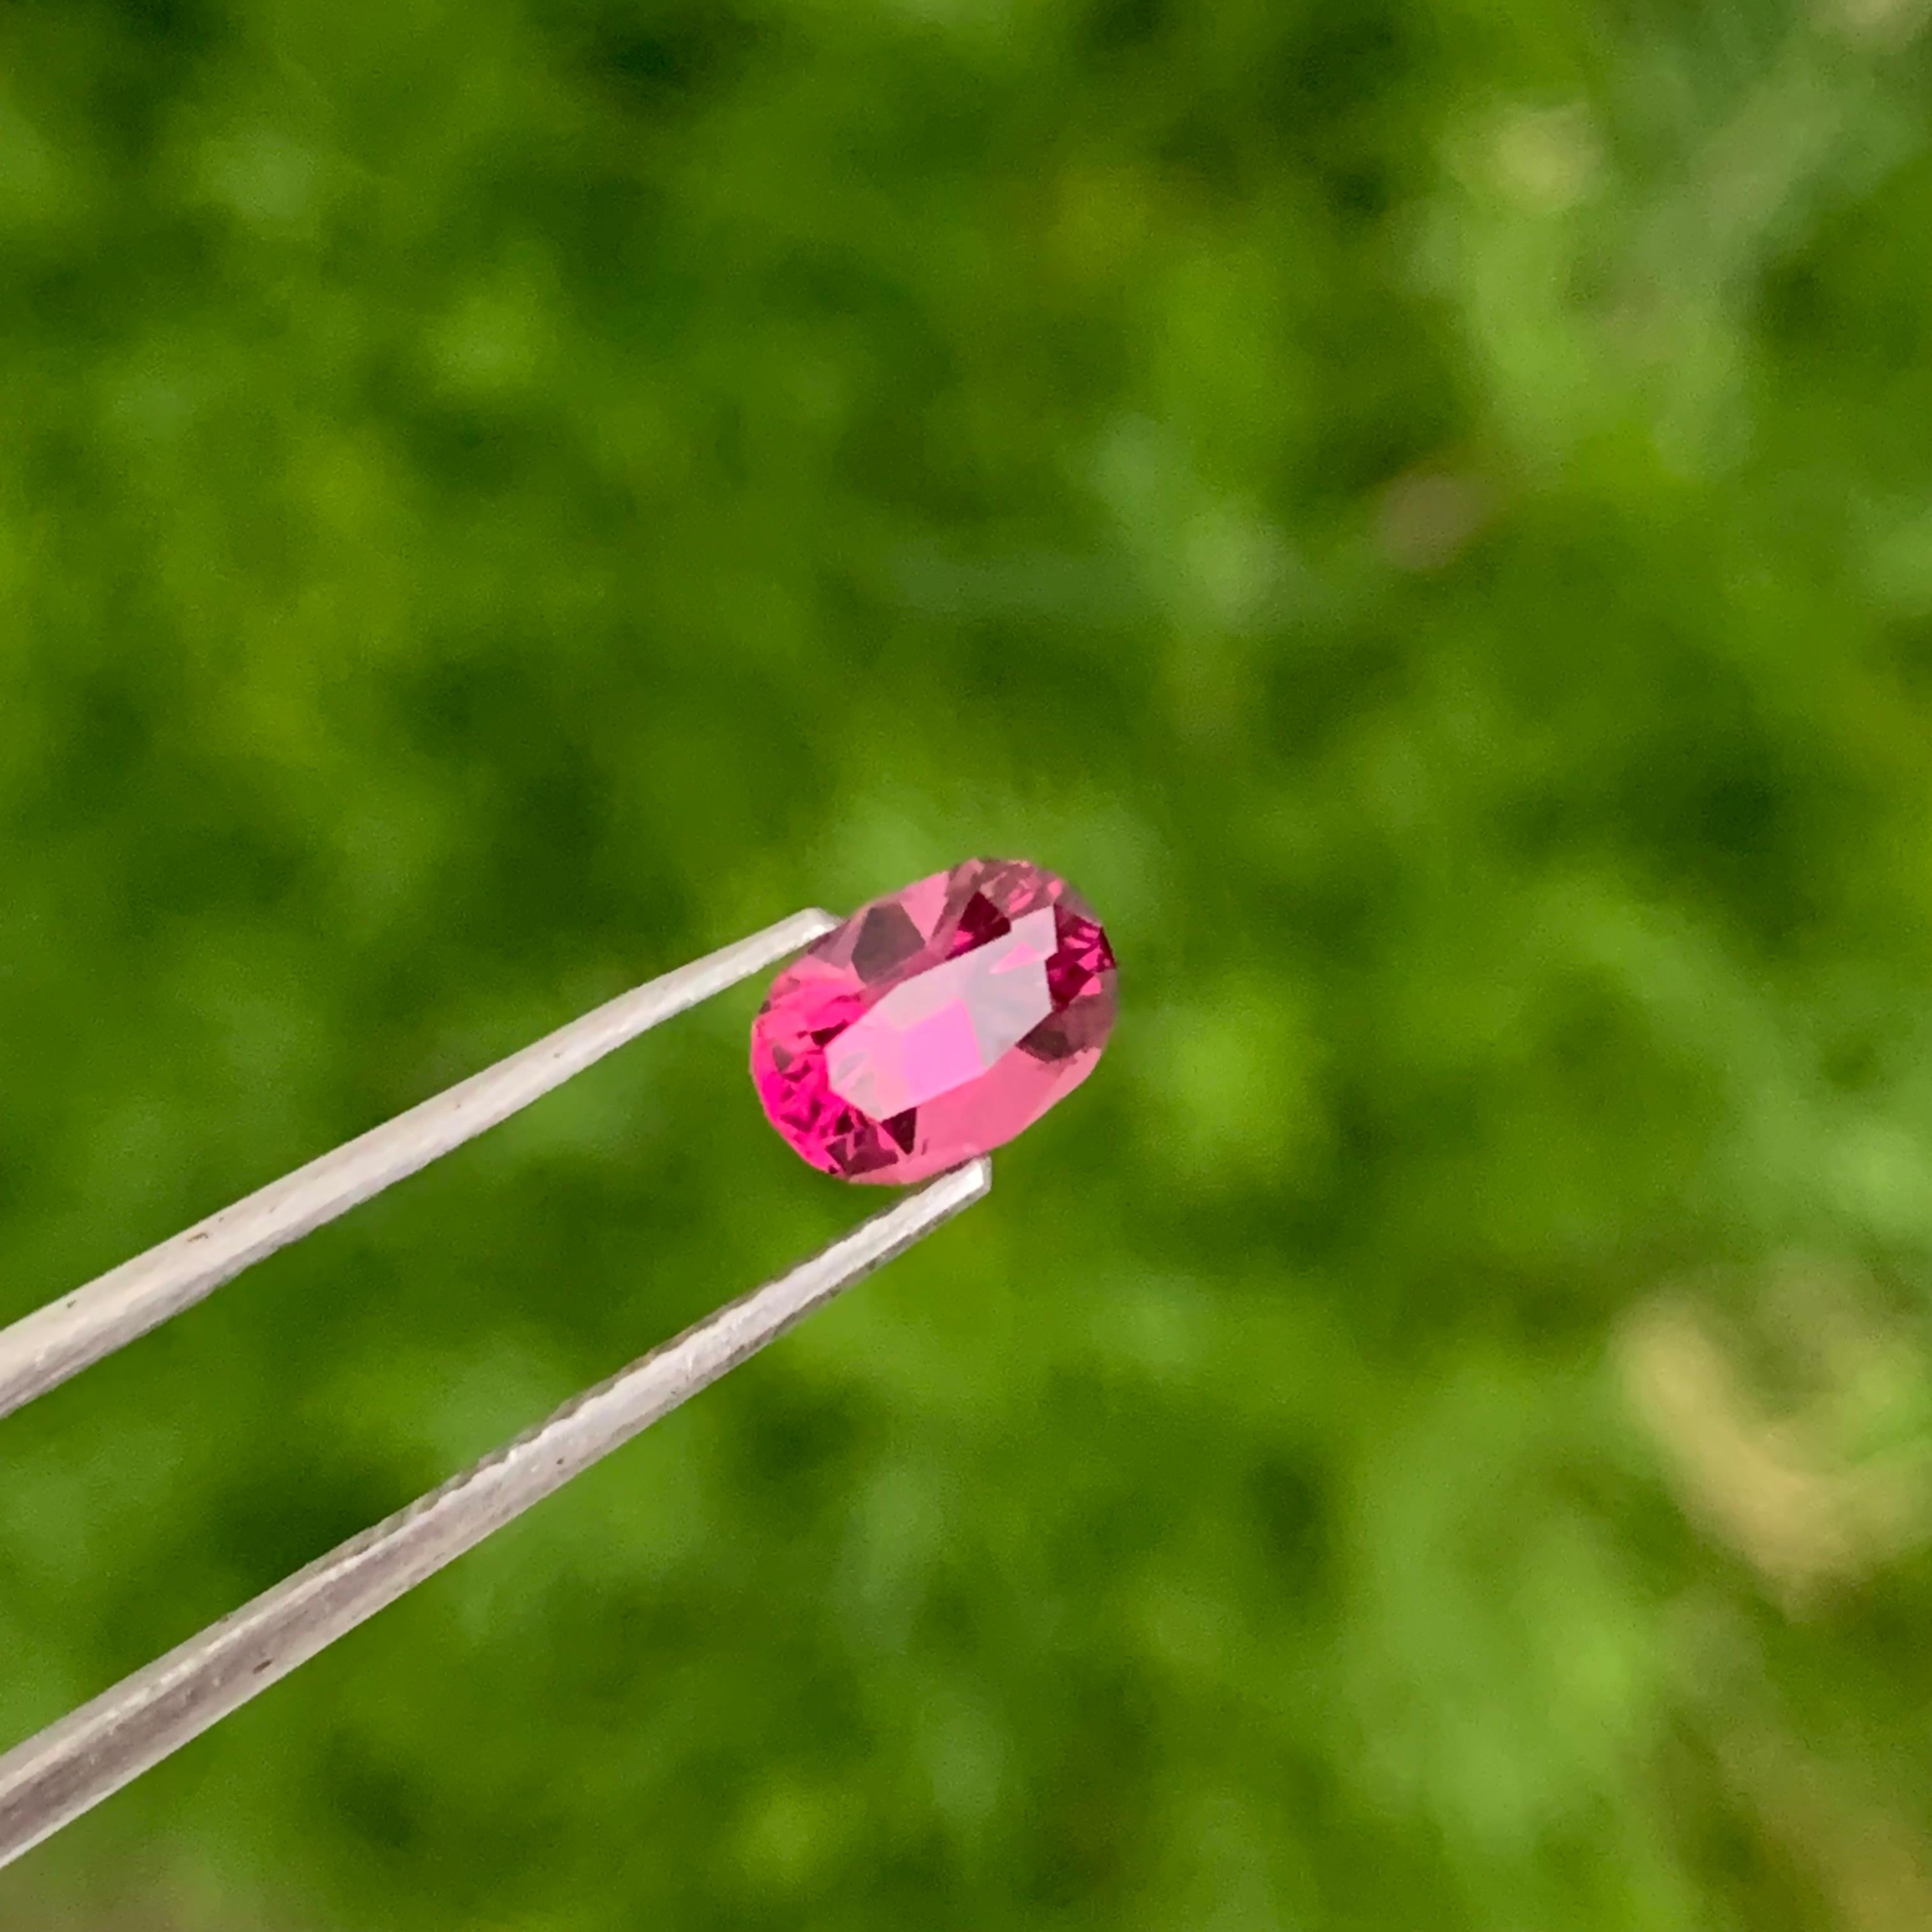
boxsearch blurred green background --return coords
[5,0,1932,1926]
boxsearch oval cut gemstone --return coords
[750,858,1118,1183]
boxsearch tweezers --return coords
[0,907,993,1871]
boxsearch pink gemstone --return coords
[750,858,1119,1183]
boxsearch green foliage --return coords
[4,0,1932,1925]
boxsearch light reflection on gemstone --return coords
[750,860,1117,1183]
[827,907,1056,1119]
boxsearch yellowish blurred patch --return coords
[1620,1264,1932,1612]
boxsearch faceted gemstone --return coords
[750,858,1118,1183]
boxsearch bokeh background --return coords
[5,0,1932,1926]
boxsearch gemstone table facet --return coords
[750,859,1118,1182]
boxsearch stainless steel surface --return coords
[0,1157,992,1871]
[0,907,838,1422]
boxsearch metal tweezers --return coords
[0,908,993,1871]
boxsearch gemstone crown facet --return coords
[749,858,1117,1183]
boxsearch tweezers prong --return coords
[0,908,838,1422]
[0,1156,991,1871]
